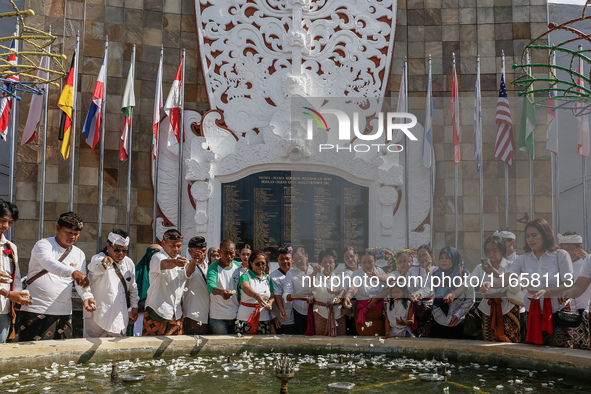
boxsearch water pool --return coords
[0,352,587,393]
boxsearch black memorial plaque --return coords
[221,171,368,261]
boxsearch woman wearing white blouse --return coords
[482,218,573,346]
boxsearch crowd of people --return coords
[1,198,591,350]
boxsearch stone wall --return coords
[13,0,551,271]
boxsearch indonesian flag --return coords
[0,35,18,142]
[164,55,184,150]
[82,53,107,152]
[546,86,558,156]
[119,56,135,161]
[577,55,590,157]
[152,53,163,159]
[22,55,50,145]
[451,59,461,164]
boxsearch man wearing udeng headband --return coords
[20,212,95,341]
[143,229,196,336]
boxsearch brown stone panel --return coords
[137,188,154,207]
[137,225,154,244]
[407,9,424,26]
[513,22,531,40]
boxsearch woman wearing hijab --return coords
[207,247,220,264]
[430,246,474,339]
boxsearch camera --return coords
[481,258,491,268]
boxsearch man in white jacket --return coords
[84,229,139,337]
[20,212,96,341]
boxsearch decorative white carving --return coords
[195,210,208,225]
[378,186,398,206]
[191,181,212,202]
[196,0,397,134]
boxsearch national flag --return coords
[0,35,19,141]
[423,61,433,168]
[546,80,558,156]
[495,66,515,165]
[119,56,135,161]
[474,60,482,172]
[577,55,590,157]
[58,50,76,159]
[392,67,406,143]
[164,55,184,150]
[22,55,50,145]
[451,59,461,164]
[82,52,107,152]
[518,87,536,159]
[152,52,163,159]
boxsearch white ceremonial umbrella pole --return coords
[39,27,52,239]
[126,45,136,236]
[583,157,588,250]
[68,32,80,212]
[97,37,109,251]
[177,49,186,234]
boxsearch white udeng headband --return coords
[108,232,130,247]
[493,230,516,240]
[558,233,583,244]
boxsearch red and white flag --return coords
[494,64,515,165]
[22,55,50,145]
[119,55,135,161]
[0,35,19,141]
[152,51,163,159]
[577,56,590,157]
[164,55,184,151]
[451,59,461,163]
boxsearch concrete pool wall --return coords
[1,336,590,383]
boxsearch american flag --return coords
[494,68,515,166]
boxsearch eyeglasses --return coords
[253,262,266,267]
[113,248,129,254]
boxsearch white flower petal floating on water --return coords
[515,379,522,384]
[472,387,480,391]
[496,385,503,389]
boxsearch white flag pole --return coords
[177,49,186,234]
[68,32,80,212]
[152,45,163,244]
[97,37,109,251]
[126,45,136,236]
[403,57,409,247]
[39,27,52,239]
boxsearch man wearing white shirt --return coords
[20,212,96,341]
[207,239,241,335]
[270,245,295,334]
[143,229,196,336]
[83,229,139,338]
[182,236,210,335]
[0,200,32,343]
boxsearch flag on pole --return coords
[577,55,590,157]
[393,65,406,143]
[58,50,76,159]
[546,79,559,156]
[495,66,515,165]
[22,55,50,145]
[518,87,536,159]
[119,57,135,161]
[152,51,163,159]
[0,35,19,141]
[164,55,184,150]
[474,60,482,172]
[451,58,461,164]
[423,60,433,168]
[82,53,106,153]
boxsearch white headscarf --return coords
[108,232,130,247]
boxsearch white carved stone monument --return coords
[152,0,432,251]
